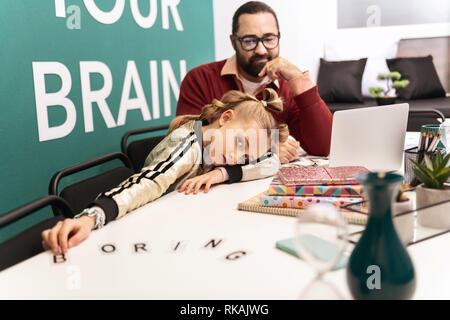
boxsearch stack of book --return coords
[262,174,364,210]
[238,166,369,225]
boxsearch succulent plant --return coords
[409,151,450,189]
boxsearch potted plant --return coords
[392,184,414,245]
[369,71,410,106]
[409,152,450,229]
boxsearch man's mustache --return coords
[249,54,271,64]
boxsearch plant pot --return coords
[416,184,450,229]
[392,198,414,245]
[376,96,397,106]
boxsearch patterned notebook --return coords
[268,176,364,197]
[238,192,368,225]
[260,192,364,209]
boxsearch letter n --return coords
[204,239,223,249]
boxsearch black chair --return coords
[49,152,134,217]
[407,108,445,131]
[0,195,72,272]
[121,124,170,173]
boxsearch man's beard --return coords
[237,53,272,78]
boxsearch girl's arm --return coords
[42,123,202,254]
[97,129,202,222]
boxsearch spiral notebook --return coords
[238,192,368,225]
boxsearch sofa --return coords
[319,36,450,130]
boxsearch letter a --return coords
[366,265,381,290]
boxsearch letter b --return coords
[32,62,76,142]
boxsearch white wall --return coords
[213,0,336,80]
[212,0,450,81]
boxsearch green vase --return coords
[346,172,416,299]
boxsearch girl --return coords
[41,88,289,254]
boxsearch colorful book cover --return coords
[268,176,364,197]
[260,193,364,209]
[237,192,368,225]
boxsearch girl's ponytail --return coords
[261,88,283,113]
[168,99,231,134]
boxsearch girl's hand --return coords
[178,169,224,195]
[279,139,300,163]
[41,216,95,255]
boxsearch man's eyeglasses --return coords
[232,34,280,51]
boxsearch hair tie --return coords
[261,100,267,107]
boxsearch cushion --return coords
[386,55,446,100]
[324,37,399,97]
[317,58,367,103]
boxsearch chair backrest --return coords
[408,108,445,131]
[49,152,134,217]
[0,195,71,271]
[121,124,170,172]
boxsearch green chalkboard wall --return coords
[0,0,215,242]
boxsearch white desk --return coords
[1,131,449,299]
[0,175,449,299]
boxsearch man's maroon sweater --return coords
[176,59,333,156]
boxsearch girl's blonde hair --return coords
[169,88,289,143]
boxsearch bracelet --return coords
[74,207,106,230]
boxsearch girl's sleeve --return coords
[241,152,281,181]
[90,128,202,224]
[223,152,281,183]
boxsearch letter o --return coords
[83,0,125,24]
[130,0,157,29]
[101,244,116,253]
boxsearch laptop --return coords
[329,103,409,172]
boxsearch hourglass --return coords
[294,203,349,299]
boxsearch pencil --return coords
[424,131,432,152]
[419,131,427,151]
[431,133,441,152]
[417,132,423,151]
[427,134,438,152]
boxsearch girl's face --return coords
[204,110,270,166]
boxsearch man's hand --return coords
[258,56,303,82]
[41,216,95,254]
[178,169,224,195]
[279,139,300,164]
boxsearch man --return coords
[176,1,332,182]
